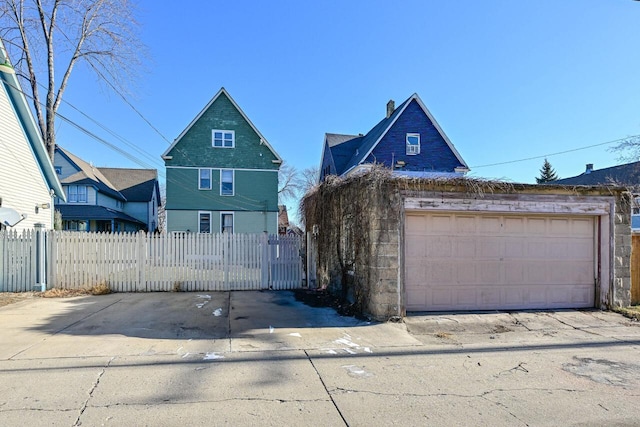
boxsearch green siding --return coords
[166,210,277,234]
[164,90,280,235]
[165,168,278,212]
[165,92,279,170]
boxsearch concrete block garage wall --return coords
[302,171,631,320]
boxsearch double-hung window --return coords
[221,212,234,233]
[67,185,87,203]
[406,133,420,155]
[221,169,234,196]
[199,168,212,190]
[199,212,211,233]
[212,130,234,148]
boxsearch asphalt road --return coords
[1,291,639,426]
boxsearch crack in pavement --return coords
[0,407,77,413]
[83,397,331,408]
[74,356,114,426]
[304,350,349,426]
[329,386,588,399]
[507,312,532,332]
[480,395,530,426]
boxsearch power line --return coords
[470,135,639,169]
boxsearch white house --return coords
[0,38,65,231]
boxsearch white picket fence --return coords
[1,230,304,292]
[0,229,38,292]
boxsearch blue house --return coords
[319,94,469,181]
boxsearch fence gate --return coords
[268,235,304,289]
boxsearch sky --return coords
[50,1,640,215]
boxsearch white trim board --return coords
[166,166,278,173]
[404,197,611,215]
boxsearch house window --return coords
[406,133,420,155]
[212,130,235,148]
[55,166,62,175]
[67,185,87,203]
[199,212,211,233]
[63,220,87,231]
[221,169,234,196]
[221,212,234,233]
[199,168,212,190]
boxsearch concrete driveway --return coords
[1,291,639,426]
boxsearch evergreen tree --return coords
[536,159,559,183]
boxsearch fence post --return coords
[261,232,269,289]
[34,223,46,291]
[306,231,317,289]
[138,231,146,292]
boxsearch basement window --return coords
[406,133,420,155]
[199,212,211,233]
[221,212,234,233]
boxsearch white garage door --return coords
[405,212,596,311]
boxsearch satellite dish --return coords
[0,207,26,227]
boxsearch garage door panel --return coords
[505,239,525,258]
[504,263,525,283]
[504,217,526,233]
[405,212,596,311]
[573,219,593,234]
[457,264,477,284]
[427,237,451,257]
[456,238,477,258]
[528,218,547,234]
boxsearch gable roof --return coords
[0,38,65,200]
[55,146,126,201]
[99,168,161,204]
[162,87,282,163]
[554,162,640,187]
[321,93,469,177]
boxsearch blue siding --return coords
[367,99,464,173]
[320,142,335,181]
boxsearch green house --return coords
[162,88,282,234]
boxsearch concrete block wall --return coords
[613,191,632,307]
[304,174,633,319]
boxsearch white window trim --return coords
[212,129,235,148]
[220,211,234,234]
[220,169,235,196]
[198,211,212,233]
[67,185,88,203]
[198,168,212,190]
[406,133,420,155]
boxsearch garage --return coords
[405,212,597,312]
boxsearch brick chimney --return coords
[585,163,593,174]
[386,100,395,118]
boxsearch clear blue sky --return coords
[55,1,640,192]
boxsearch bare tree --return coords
[0,0,145,160]
[610,136,640,163]
[299,166,319,195]
[278,161,299,202]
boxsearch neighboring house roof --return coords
[161,87,282,163]
[99,168,161,205]
[553,162,640,187]
[57,205,145,225]
[0,38,65,200]
[55,146,127,202]
[278,205,289,229]
[320,93,469,178]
